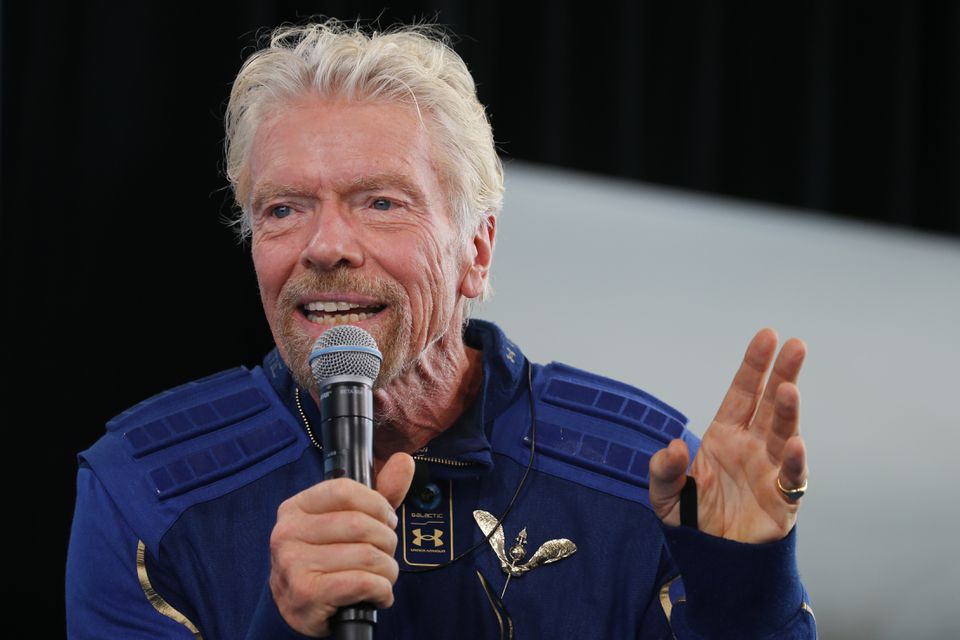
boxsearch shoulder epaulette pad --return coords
[80,365,308,554]
[490,362,700,508]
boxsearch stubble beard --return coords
[271,269,468,433]
[272,269,412,393]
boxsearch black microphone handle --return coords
[320,415,374,485]
[319,380,376,640]
[331,607,377,640]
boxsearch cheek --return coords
[252,239,291,291]
[418,237,463,314]
[251,243,293,322]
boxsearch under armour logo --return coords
[412,528,444,547]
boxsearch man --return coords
[67,21,814,639]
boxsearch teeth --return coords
[306,311,374,325]
[302,300,382,326]
[304,301,364,312]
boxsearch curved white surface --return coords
[477,161,960,639]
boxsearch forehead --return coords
[248,96,444,199]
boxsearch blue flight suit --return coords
[67,320,816,638]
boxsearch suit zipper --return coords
[413,454,478,468]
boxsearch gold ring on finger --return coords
[777,476,807,502]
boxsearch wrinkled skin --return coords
[249,96,492,636]
[649,329,808,543]
[248,95,807,635]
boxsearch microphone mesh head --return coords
[309,325,382,385]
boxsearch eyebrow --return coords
[250,172,429,212]
[249,182,317,213]
[346,172,429,208]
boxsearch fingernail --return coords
[388,510,398,529]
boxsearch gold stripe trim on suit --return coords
[137,540,203,639]
[658,575,685,622]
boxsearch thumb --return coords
[375,452,416,510]
[649,439,690,525]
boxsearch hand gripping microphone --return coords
[309,325,382,640]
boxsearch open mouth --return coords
[300,300,386,326]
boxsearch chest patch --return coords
[401,479,455,567]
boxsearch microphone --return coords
[309,325,382,640]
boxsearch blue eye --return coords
[271,205,293,219]
[371,198,394,211]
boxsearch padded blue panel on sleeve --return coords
[149,419,297,499]
[490,361,700,508]
[120,387,270,458]
[540,364,688,440]
[81,365,310,557]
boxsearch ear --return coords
[459,214,496,300]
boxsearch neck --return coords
[371,326,484,465]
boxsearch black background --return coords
[2,1,957,633]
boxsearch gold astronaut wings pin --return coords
[473,510,577,598]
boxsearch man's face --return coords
[248,96,486,390]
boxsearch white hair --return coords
[224,20,503,274]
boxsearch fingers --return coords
[287,478,397,527]
[312,570,397,609]
[778,435,807,496]
[713,329,778,426]
[271,568,396,636]
[753,338,806,436]
[274,509,398,551]
[766,381,801,460]
[278,541,400,584]
[270,477,404,636]
[376,452,416,510]
[649,439,690,525]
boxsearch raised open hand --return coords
[650,329,808,543]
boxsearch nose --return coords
[300,200,364,271]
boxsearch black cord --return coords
[399,360,538,574]
[679,476,698,529]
